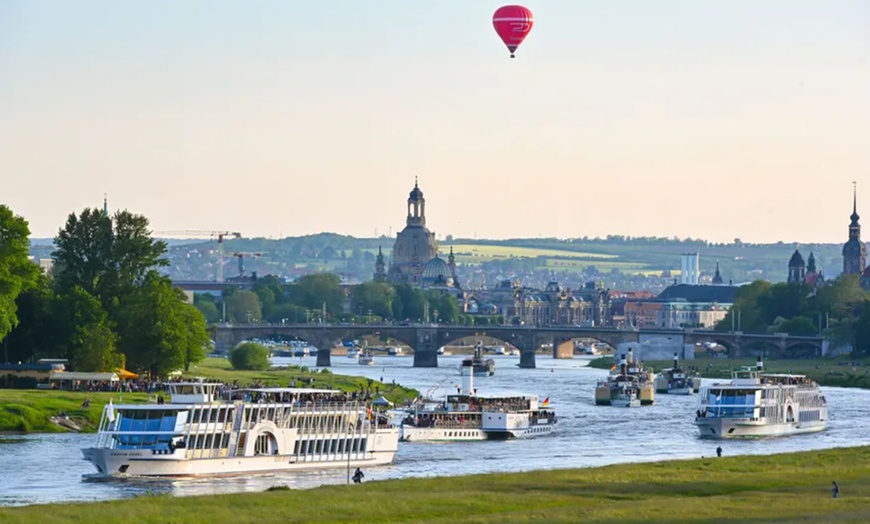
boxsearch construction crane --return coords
[232,252,263,279]
[155,230,242,282]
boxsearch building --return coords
[787,248,806,284]
[652,283,738,329]
[378,180,460,290]
[843,183,867,276]
[680,253,700,285]
[711,262,724,285]
[464,280,609,327]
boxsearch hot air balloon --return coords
[492,5,534,58]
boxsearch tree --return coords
[3,273,55,363]
[853,301,870,357]
[117,273,209,377]
[193,294,221,323]
[53,287,122,371]
[350,282,394,319]
[0,205,40,342]
[224,290,262,324]
[393,284,425,321]
[52,208,167,314]
[230,342,270,371]
[772,316,818,337]
[288,273,345,316]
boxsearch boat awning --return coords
[50,372,119,382]
[372,396,394,407]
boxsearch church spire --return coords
[102,193,108,218]
[852,181,860,223]
[712,261,723,285]
[374,246,386,282]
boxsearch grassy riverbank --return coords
[589,355,870,388]
[1,446,868,522]
[0,359,417,433]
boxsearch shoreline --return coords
[0,445,867,522]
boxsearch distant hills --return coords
[29,234,846,293]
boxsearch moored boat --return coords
[81,380,399,477]
[654,353,702,394]
[358,349,375,366]
[401,360,556,442]
[695,357,827,439]
[594,349,654,407]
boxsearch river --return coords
[2,355,868,506]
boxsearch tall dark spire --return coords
[844,182,867,275]
[712,261,723,285]
[102,193,108,218]
[374,246,386,282]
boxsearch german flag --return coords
[541,397,550,407]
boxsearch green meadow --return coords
[0,446,866,523]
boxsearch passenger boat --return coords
[695,357,827,439]
[654,353,702,394]
[346,347,360,359]
[81,381,399,477]
[358,350,375,366]
[594,349,655,407]
[387,347,403,356]
[460,343,496,377]
[401,360,556,442]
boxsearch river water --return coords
[2,355,869,506]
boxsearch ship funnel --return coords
[673,352,679,369]
[627,348,634,364]
[619,354,627,375]
[461,359,474,395]
[756,355,764,371]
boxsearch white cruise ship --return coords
[82,381,399,477]
[695,357,827,439]
[400,360,556,442]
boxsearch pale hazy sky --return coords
[2,1,869,243]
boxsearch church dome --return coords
[423,256,450,280]
[788,249,805,268]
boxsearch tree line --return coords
[193,275,503,326]
[1,205,209,378]
[715,275,870,355]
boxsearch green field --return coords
[1,446,867,523]
[0,359,417,434]
[442,243,617,261]
[589,354,870,389]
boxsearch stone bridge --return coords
[210,324,828,369]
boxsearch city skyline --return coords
[2,1,870,243]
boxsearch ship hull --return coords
[695,418,827,439]
[401,423,555,442]
[83,429,399,478]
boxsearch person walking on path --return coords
[352,468,364,484]
[716,446,722,458]
[832,481,839,499]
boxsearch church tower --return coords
[711,262,723,285]
[373,246,386,282]
[788,248,806,284]
[843,182,867,275]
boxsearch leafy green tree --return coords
[193,293,221,323]
[853,301,870,357]
[350,281,394,319]
[393,284,425,321]
[225,290,262,323]
[772,316,818,336]
[230,342,270,371]
[3,274,56,363]
[287,273,345,316]
[0,205,40,342]
[52,208,167,314]
[715,280,771,332]
[263,303,309,324]
[53,287,122,371]
[117,273,209,377]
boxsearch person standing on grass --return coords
[832,481,839,499]
[716,446,722,457]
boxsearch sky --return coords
[2,1,870,243]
